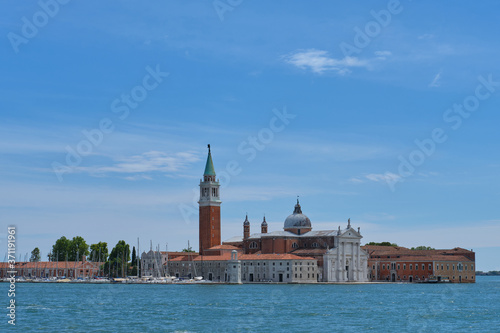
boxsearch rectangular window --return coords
[397,264,400,270]
[428,264,432,270]
[410,264,413,270]
[383,264,385,270]
[422,264,425,270]
[404,264,406,270]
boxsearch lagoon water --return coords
[3,276,500,332]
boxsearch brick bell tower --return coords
[198,144,221,255]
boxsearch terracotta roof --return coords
[169,253,231,262]
[362,245,407,252]
[290,249,327,255]
[159,251,199,256]
[363,246,474,258]
[205,245,240,250]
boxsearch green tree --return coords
[49,236,72,261]
[105,240,130,278]
[90,242,108,262]
[411,246,435,250]
[182,246,195,252]
[68,236,89,261]
[30,247,41,262]
[129,246,138,276]
[366,242,398,247]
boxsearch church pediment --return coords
[339,227,362,239]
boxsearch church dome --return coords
[284,199,311,229]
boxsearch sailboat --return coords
[191,240,203,281]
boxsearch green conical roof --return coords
[204,145,216,176]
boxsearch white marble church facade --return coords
[323,220,369,282]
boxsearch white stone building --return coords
[323,219,369,282]
[140,250,168,277]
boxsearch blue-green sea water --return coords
[2,276,499,332]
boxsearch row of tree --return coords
[31,236,140,278]
[364,242,435,250]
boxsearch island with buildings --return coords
[1,146,476,284]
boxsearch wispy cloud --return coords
[374,50,392,60]
[418,34,434,40]
[283,49,371,75]
[75,150,200,178]
[350,172,402,184]
[429,70,442,87]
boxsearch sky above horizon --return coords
[1,1,499,270]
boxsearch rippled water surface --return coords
[2,276,500,332]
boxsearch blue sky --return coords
[1,1,499,270]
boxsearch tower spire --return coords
[204,144,216,177]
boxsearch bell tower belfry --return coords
[198,144,221,255]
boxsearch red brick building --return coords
[364,245,475,283]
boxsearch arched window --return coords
[249,242,258,249]
[292,243,298,249]
[312,242,319,248]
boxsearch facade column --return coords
[350,242,354,281]
[342,242,346,281]
[357,242,361,281]
[336,247,340,282]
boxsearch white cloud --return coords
[429,70,442,87]
[75,150,200,178]
[374,50,392,60]
[283,49,371,74]
[349,177,364,184]
[418,34,434,40]
[365,172,402,183]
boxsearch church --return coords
[182,145,369,283]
